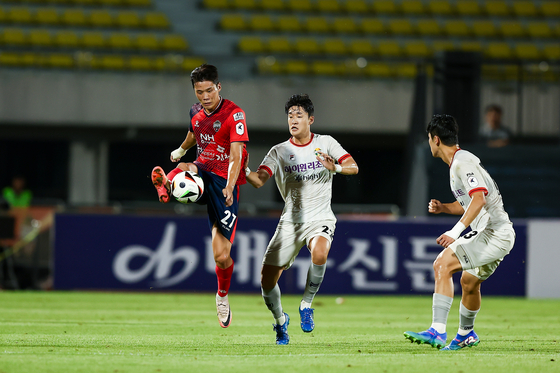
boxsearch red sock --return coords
[216,262,234,297]
[166,167,183,182]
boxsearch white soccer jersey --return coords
[449,149,512,231]
[258,133,351,223]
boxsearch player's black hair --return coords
[485,104,502,114]
[190,64,219,88]
[426,114,459,146]
[285,94,314,117]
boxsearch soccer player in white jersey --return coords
[244,94,359,345]
[404,114,515,351]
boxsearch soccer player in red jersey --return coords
[151,64,249,328]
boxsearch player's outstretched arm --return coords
[244,153,270,188]
[429,200,463,215]
[171,131,196,162]
[315,151,359,175]
[436,192,486,248]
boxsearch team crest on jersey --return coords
[467,176,479,187]
[213,120,221,132]
[233,112,244,121]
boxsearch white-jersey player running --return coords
[245,94,359,345]
[404,114,515,351]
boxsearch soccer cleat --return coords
[216,293,232,328]
[404,327,447,349]
[441,330,480,351]
[273,313,290,345]
[151,166,170,203]
[299,307,315,333]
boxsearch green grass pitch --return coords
[1,292,559,373]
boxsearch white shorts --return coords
[449,225,515,281]
[262,220,336,269]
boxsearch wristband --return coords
[444,221,466,240]
[171,147,187,160]
[334,164,343,173]
[245,167,251,177]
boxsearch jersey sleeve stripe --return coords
[468,187,488,197]
[338,154,352,163]
[257,165,273,177]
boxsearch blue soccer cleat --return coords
[299,307,315,333]
[441,330,480,351]
[404,327,447,349]
[273,313,290,345]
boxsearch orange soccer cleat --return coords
[151,166,170,203]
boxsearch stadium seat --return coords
[135,33,159,51]
[287,0,314,12]
[365,62,392,77]
[456,1,481,16]
[35,8,59,26]
[267,36,292,53]
[345,0,368,14]
[401,0,425,15]
[98,55,126,70]
[339,59,365,76]
[116,11,141,29]
[81,32,106,49]
[260,0,285,11]
[284,60,308,74]
[527,22,553,39]
[311,60,338,76]
[316,0,340,13]
[256,56,282,74]
[2,28,27,46]
[73,0,97,6]
[485,42,512,59]
[499,21,526,38]
[512,1,537,17]
[417,19,441,36]
[128,55,152,70]
[395,63,417,78]
[432,40,455,53]
[0,7,6,24]
[249,14,275,32]
[484,1,511,17]
[238,36,265,53]
[428,0,454,16]
[540,2,560,18]
[220,14,247,31]
[48,53,74,68]
[277,15,302,33]
[372,0,398,15]
[348,39,375,56]
[514,43,541,59]
[98,0,123,7]
[161,34,187,51]
[143,12,170,29]
[377,40,402,57]
[29,29,52,47]
[543,44,560,60]
[444,20,471,37]
[460,41,483,53]
[322,38,347,55]
[108,33,133,49]
[90,10,114,28]
[305,16,330,33]
[61,9,87,27]
[231,0,257,11]
[388,19,415,35]
[8,7,32,24]
[124,0,151,7]
[0,52,22,67]
[361,18,385,34]
[202,0,230,11]
[54,31,79,48]
[404,41,430,57]
[294,38,321,55]
[472,21,498,38]
[332,17,358,34]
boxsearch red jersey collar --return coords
[289,133,314,147]
[449,147,461,168]
[203,97,223,117]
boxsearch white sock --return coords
[430,322,446,334]
[458,328,471,336]
[275,314,286,326]
[300,300,312,310]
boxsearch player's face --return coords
[287,106,314,138]
[194,81,221,112]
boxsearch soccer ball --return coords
[170,171,204,204]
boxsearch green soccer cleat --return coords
[441,330,480,351]
[404,327,447,349]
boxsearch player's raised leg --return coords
[212,223,234,328]
[262,264,289,344]
[151,166,170,203]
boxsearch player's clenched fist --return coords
[428,199,443,214]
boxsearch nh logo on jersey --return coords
[233,112,244,121]
[201,134,215,143]
[236,122,245,135]
[213,120,221,132]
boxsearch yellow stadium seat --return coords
[161,34,188,51]
[231,0,258,10]
[116,11,141,29]
[61,9,87,27]
[377,40,402,57]
[287,0,314,12]
[372,0,398,15]
[460,41,483,53]
[305,17,330,33]
[220,14,246,31]
[417,19,441,36]
[555,24,560,38]
[512,1,537,17]
[395,63,417,78]
[267,37,292,53]
[484,1,510,17]
[311,60,338,76]
[278,16,302,33]
[317,0,340,13]
[444,20,470,37]
[98,0,123,7]
[456,1,481,16]
[99,55,126,70]
[340,59,365,76]
[73,0,97,6]
[472,21,497,38]
[108,33,133,49]
[90,10,114,28]
[432,41,455,53]
[543,44,560,60]
[181,57,206,72]
[2,28,27,46]
[29,29,52,47]
[8,7,32,24]
[485,42,512,59]
[332,17,358,34]
[35,8,59,26]
[388,19,415,35]
[128,56,153,71]
[514,43,541,59]
[54,31,79,48]
[249,14,275,32]
[0,52,22,67]
[401,0,425,15]
[540,2,560,18]
[203,0,230,10]
[124,0,151,7]
[361,18,384,34]
[294,38,321,55]
[82,32,106,49]
[284,60,308,75]
[322,38,347,55]
[365,62,392,77]
[499,21,526,38]
[256,56,282,74]
[238,36,266,53]
[428,1,454,16]
[404,41,430,57]
[345,0,368,14]
[527,22,553,38]
[48,53,74,68]
[0,8,6,24]
[135,33,159,51]
[144,12,170,29]
[260,0,284,11]
[349,39,375,56]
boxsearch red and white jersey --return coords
[449,149,512,231]
[258,133,352,223]
[189,98,249,185]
